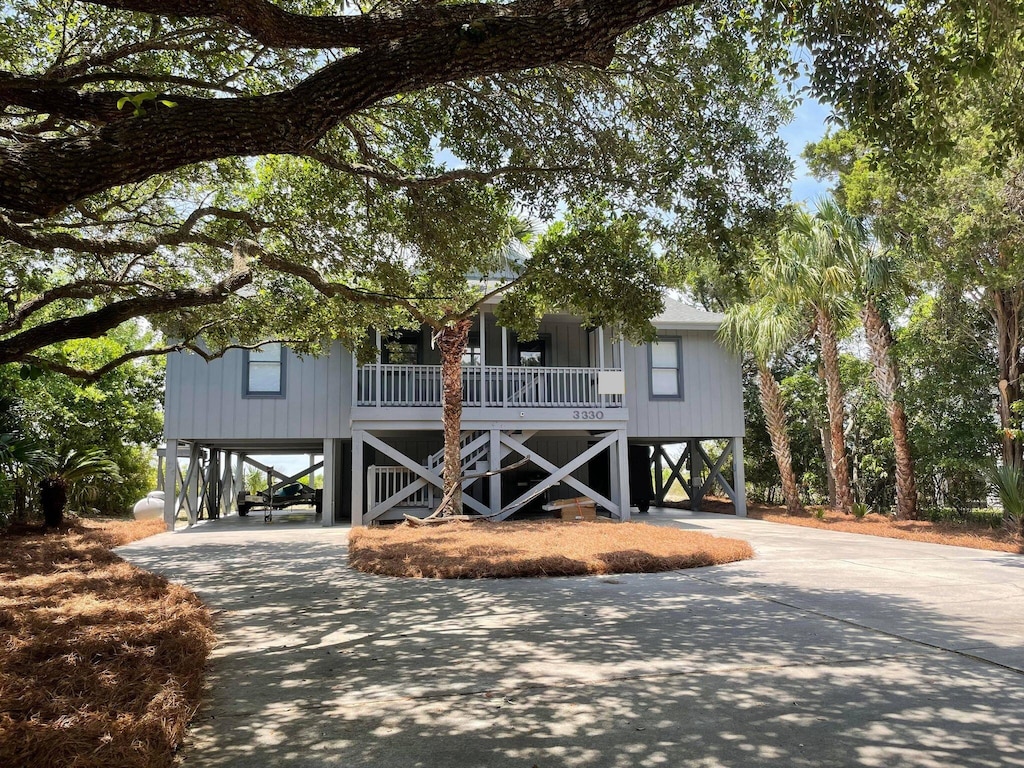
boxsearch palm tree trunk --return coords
[816,308,854,513]
[757,362,804,515]
[861,298,918,519]
[436,319,472,516]
[992,287,1024,470]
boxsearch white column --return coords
[206,450,219,520]
[163,438,178,531]
[351,431,365,526]
[598,326,606,408]
[186,442,201,526]
[489,429,502,516]
[156,449,165,491]
[351,348,359,408]
[322,439,336,526]
[479,308,486,405]
[375,331,383,407]
[220,452,235,517]
[501,324,509,407]
[732,437,747,517]
[615,430,630,521]
[234,453,246,513]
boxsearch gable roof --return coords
[651,297,725,330]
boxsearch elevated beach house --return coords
[160,296,746,528]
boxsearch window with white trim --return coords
[649,338,682,399]
[245,343,284,396]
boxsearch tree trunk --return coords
[756,363,804,515]
[436,319,472,516]
[861,299,918,519]
[39,478,67,527]
[992,287,1024,471]
[816,308,854,513]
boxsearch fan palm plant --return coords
[991,463,1024,537]
[721,296,806,515]
[37,448,123,527]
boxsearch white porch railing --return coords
[357,365,622,408]
[367,466,431,511]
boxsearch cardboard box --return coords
[547,497,597,521]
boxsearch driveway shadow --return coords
[119,528,1024,768]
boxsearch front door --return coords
[517,337,547,367]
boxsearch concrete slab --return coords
[118,508,1024,767]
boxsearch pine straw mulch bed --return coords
[0,517,215,768]
[684,498,1023,554]
[348,519,754,579]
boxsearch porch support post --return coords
[375,331,382,408]
[501,323,508,407]
[489,428,502,516]
[186,443,201,526]
[223,452,236,516]
[206,450,220,519]
[598,326,606,407]
[614,430,630,521]
[163,438,178,531]
[351,348,359,408]
[732,437,747,517]
[479,308,486,405]
[156,449,165,492]
[351,430,365,526]
[653,445,664,504]
[689,439,704,511]
[234,453,246,512]
[322,438,337,526]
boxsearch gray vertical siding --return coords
[623,330,744,439]
[164,342,351,439]
[164,326,742,442]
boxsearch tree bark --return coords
[819,426,837,507]
[0,0,694,215]
[757,362,804,515]
[0,267,252,365]
[436,319,473,516]
[861,298,918,519]
[992,287,1024,470]
[816,307,854,514]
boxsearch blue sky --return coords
[779,93,832,206]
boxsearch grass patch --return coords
[0,518,214,768]
[349,520,754,579]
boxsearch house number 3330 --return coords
[572,410,605,420]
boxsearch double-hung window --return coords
[649,338,682,399]
[245,343,285,396]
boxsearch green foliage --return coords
[0,323,164,520]
[497,205,664,344]
[851,502,869,520]
[897,295,997,509]
[991,463,1024,535]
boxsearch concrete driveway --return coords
[118,509,1024,768]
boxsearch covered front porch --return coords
[353,310,627,411]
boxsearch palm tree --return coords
[432,218,535,517]
[765,210,857,514]
[37,448,122,527]
[721,297,806,515]
[816,199,919,519]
